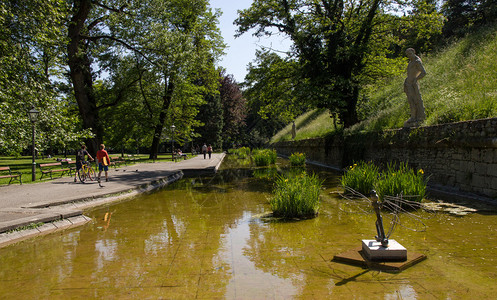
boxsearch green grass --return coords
[271,25,497,139]
[6,222,44,233]
[353,25,497,132]
[271,109,339,143]
[0,153,187,185]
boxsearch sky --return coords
[209,0,292,83]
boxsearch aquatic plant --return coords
[270,171,322,218]
[233,147,251,159]
[289,152,306,166]
[252,149,277,166]
[374,162,427,203]
[340,161,379,196]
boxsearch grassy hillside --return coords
[270,109,338,143]
[271,26,497,142]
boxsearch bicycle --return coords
[77,160,97,183]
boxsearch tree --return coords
[128,0,224,158]
[196,93,224,148]
[66,0,130,154]
[66,0,223,157]
[235,0,443,128]
[398,0,445,54]
[235,0,385,128]
[0,0,92,156]
[219,73,247,148]
[243,50,308,142]
[442,0,497,38]
[442,0,477,37]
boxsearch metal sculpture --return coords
[340,187,433,246]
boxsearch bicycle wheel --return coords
[86,165,97,181]
[78,167,87,182]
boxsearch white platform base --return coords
[362,239,407,261]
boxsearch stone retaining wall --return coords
[273,118,497,199]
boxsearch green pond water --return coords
[1,156,497,299]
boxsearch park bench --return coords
[172,152,187,161]
[39,162,70,180]
[126,154,139,164]
[0,166,22,185]
[62,160,77,175]
[110,156,126,168]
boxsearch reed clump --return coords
[252,149,277,166]
[289,152,306,166]
[270,171,322,218]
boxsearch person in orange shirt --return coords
[96,144,111,182]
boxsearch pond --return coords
[0,156,496,299]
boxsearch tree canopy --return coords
[1,0,493,157]
[235,0,444,128]
[1,0,225,157]
[0,0,93,155]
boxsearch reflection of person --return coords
[207,144,212,159]
[404,48,426,127]
[96,144,111,182]
[202,143,207,159]
[74,144,93,182]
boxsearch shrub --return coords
[289,152,306,166]
[270,172,322,218]
[374,162,427,203]
[340,161,379,196]
[252,149,277,166]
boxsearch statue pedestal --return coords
[362,239,407,261]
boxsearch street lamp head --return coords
[28,106,40,123]
[171,124,176,131]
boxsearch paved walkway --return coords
[0,153,225,240]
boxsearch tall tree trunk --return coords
[340,85,359,128]
[149,79,174,159]
[67,0,101,155]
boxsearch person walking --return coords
[202,143,207,159]
[96,144,111,182]
[74,144,93,182]
[207,144,212,159]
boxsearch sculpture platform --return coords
[332,246,426,272]
[362,239,407,261]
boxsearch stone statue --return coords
[403,48,426,128]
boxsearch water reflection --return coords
[0,156,496,298]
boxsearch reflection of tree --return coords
[5,165,258,297]
[243,218,334,296]
[81,183,242,297]
[0,155,343,297]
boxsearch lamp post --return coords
[27,106,40,181]
[171,124,176,161]
[191,131,194,155]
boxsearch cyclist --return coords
[74,145,94,182]
[96,144,111,182]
